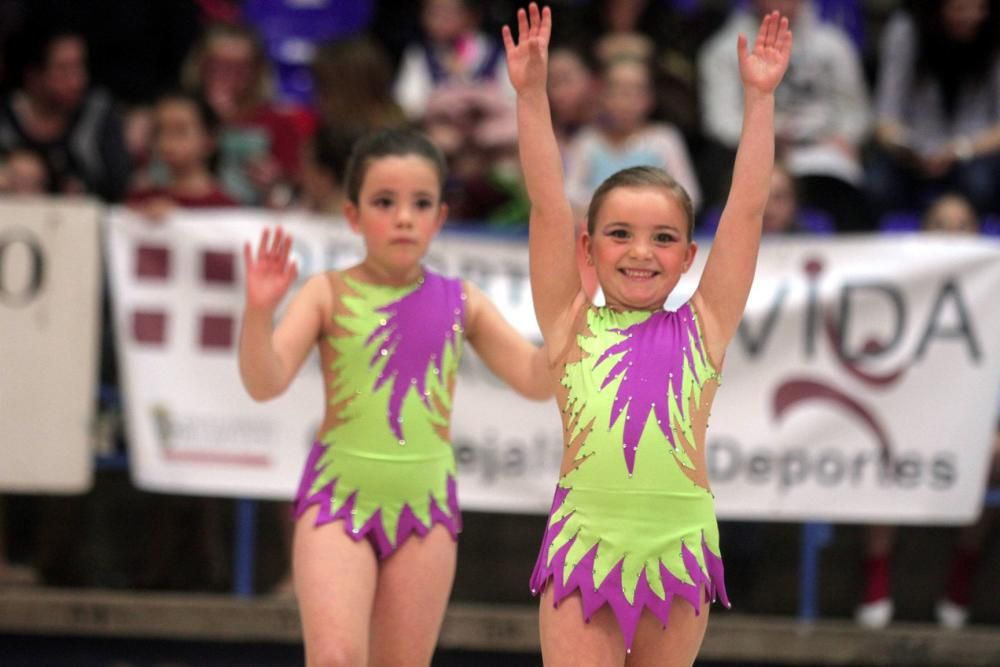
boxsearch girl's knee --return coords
[307,638,367,667]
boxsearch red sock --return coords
[862,556,891,603]
[944,547,981,607]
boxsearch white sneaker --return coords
[935,599,969,630]
[855,598,894,628]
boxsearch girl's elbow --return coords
[242,377,286,402]
[522,380,554,401]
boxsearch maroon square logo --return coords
[133,310,167,345]
[200,313,234,349]
[203,250,235,284]
[136,245,170,279]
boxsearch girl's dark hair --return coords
[344,128,447,204]
[586,166,694,239]
[156,90,220,135]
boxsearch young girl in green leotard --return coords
[504,4,791,664]
[238,128,551,666]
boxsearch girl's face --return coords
[422,0,474,44]
[345,155,446,281]
[923,196,979,234]
[548,50,594,125]
[34,36,88,111]
[941,0,988,42]
[203,36,255,109]
[762,168,797,234]
[601,60,653,133]
[155,99,211,173]
[583,186,696,311]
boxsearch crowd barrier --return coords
[4,198,1000,620]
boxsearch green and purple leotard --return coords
[293,269,466,558]
[530,302,729,650]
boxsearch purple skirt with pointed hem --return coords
[530,485,730,651]
[293,441,462,560]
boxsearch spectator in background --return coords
[857,191,997,630]
[297,125,359,217]
[698,0,871,232]
[569,0,727,137]
[393,0,513,122]
[399,0,521,223]
[868,0,1000,219]
[0,148,49,194]
[564,56,701,215]
[762,161,806,234]
[547,43,598,161]
[922,191,981,234]
[183,23,302,207]
[0,25,130,201]
[310,36,406,135]
[127,91,236,218]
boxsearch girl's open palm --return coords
[244,227,298,311]
[502,3,552,94]
[738,11,792,95]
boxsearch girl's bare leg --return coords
[369,524,457,667]
[294,506,378,667]
[539,588,626,667]
[627,597,710,667]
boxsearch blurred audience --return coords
[127,91,236,218]
[182,23,302,207]
[0,147,49,194]
[698,0,871,232]
[311,36,406,135]
[0,24,130,201]
[922,191,982,234]
[857,192,996,630]
[547,43,598,161]
[573,0,726,136]
[868,0,1000,219]
[393,0,513,122]
[297,124,358,217]
[565,55,700,215]
[763,162,806,234]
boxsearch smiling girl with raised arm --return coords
[503,5,791,664]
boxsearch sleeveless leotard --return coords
[530,302,729,650]
[293,269,467,558]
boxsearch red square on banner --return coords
[133,311,167,344]
[200,314,234,349]
[203,251,235,284]
[136,245,170,279]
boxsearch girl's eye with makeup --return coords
[608,228,629,239]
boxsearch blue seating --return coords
[696,206,835,237]
[242,0,375,104]
[878,211,921,233]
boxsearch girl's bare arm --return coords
[463,281,552,400]
[693,12,792,363]
[503,4,583,343]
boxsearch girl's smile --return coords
[584,186,696,311]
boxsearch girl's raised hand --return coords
[738,11,792,95]
[243,227,298,312]
[502,3,552,95]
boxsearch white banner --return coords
[1,198,100,493]
[106,209,1000,524]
